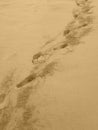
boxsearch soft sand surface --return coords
[0,0,98,130]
